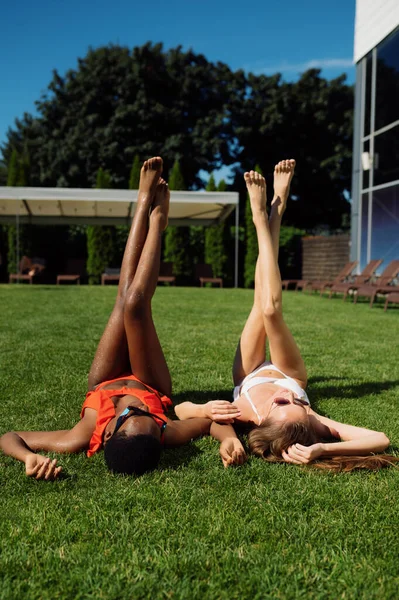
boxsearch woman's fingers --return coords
[29,463,42,476]
[232,450,246,465]
[282,449,303,465]
[44,459,58,480]
[211,402,240,414]
[36,459,51,479]
[212,415,236,423]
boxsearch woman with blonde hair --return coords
[176,160,397,472]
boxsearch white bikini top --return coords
[233,362,310,425]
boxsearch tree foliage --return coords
[86,168,114,284]
[205,175,228,279]
[1,43,353,234]
[163,160,192,280]
[129,154,141,190]
[6,149,31,274]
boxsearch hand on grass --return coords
[203,401,241,423]
[282,443,324,465]
[220,438,246,468]
[25,454,62,480]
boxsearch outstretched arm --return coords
[210,423,246,468]
[163,418,212,447]
[0,411,96,479]
[175,401,241,423]
[283,410,390,465]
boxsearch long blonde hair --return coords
[247,420,399,472]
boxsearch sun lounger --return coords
[157,262,176,285]
[57,259,86,285]
[384,292,399,312]
[282,279,311,291]
[328,259,383,301]
[307,261,358,296]
[353,260,399,307]
[9,256,46,284]
[101,268,121,285]
[195,264,223,288]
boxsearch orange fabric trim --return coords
[81,374,172,457]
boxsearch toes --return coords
[147,156,163,171]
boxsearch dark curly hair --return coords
[104,431,162,476]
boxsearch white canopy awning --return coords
[0,186,240,286]
[0,187,238,226]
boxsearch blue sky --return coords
[0,0,356,160]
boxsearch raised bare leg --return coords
[233,172,269,385]
[233,259,266,385]
[124,179,172,397]
[269,159,296,259]
[87,157,163,390]
[239,167,307,388]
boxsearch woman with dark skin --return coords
[0,157,211,479]
[176,160,395,472]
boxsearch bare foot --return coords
[151,178,170,230]
[244,170,267,217]
[272,159,296,216]
[137,156,163,208]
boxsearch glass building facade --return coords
[351,26,399,271]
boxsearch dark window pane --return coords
[374,125,399,186]
[364,53,372,137]
[360,193,369,271]
[362,139,370,190]
[376,28,399,130]
[371,185,399,268]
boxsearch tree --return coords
[1,44,234,189]
[0,159,7,185]
[205,175,228,280]
[129,155,141,190]
[230,70,353,230]
[1,44,354,232]
[163,160,192,281]
[6,149,32,274]
[86,168,114,284]
[6,149,19,186]
[244,165,262,288]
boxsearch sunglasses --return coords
[113,406,167,436]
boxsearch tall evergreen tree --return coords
[6,149,31,274]
[86,168,114,284]
[244,164,262,288]
[168,159,186,191]
[163,160,192,281]
[129,155,141,189]
[0,159,7,185]
[204,175,228,280]
[6,149,19,186]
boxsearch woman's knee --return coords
[262,301,283,321]
[124,287,149,320]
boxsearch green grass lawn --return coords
[0,285,398,600]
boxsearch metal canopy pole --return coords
[234,203,239,288]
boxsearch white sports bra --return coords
[233,362,310,425]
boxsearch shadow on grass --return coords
[308,376,399,403]
[159,444,203,472]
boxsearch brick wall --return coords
[302,235,351,280]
